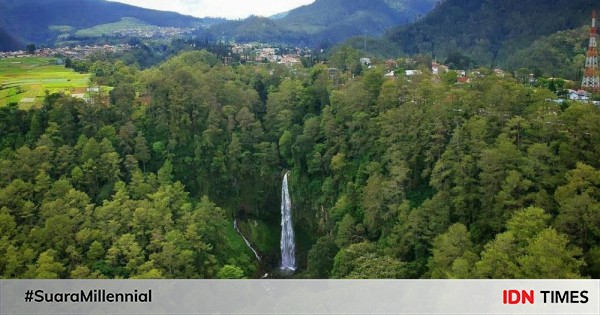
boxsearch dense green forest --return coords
[385,0,594,69]
[1,48,600,279]
[504,27,589,80]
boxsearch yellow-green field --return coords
[0,57,90,109]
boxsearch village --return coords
[99,26,194,39]
[0,44,132,60]
[1,38,597,106]
[231,44,306,66]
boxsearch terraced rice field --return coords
[0,57,90,109]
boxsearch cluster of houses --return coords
[552,89,598,106]
[4,38,599,105]
[105,27,192,39]
[231,44,306,66]
[374,58,597,104]
[566,89,591,101]
[381,59,493,83]
[253,47,302,66]
[0,44,131,60]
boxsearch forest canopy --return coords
[1,50,599,279]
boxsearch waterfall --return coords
[280,171,296,271]
[234,218,261,261]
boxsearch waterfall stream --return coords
[280,171,296,271]
[233,218,261,261]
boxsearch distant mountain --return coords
[269,11,290,20]
[0,0,440,51]
[0,0,221,50]
[386,0,595,66]
[212,0,437,47]
[211,16,294,44]
[0,26,21,51]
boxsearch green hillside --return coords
[387,0,595,66]
[75,17,152,37]
[504,27,589,80]
[0,0,216,50]
[211,0,436,46]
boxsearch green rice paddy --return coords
[0,57,90,109]
[75,17,152,37]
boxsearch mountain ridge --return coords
[0,26,21,51]
[0,0,438,51]
[0,0,219,50]
[386,0,595,66]
[211,0,436,47]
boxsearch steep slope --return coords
[279,0,402,45]
[384,0,439,18]
[280,0,400,31]
[0,0,209,47]
[0,26,22,51]
[211,16,295,44]
[212,0,436,46]
[386,0,594,66]
[505,27,589,80]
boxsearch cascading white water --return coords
[234,218,261,261]
[280,171,296,271]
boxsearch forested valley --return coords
[1,49,600,279]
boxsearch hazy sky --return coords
[108,0,315,19]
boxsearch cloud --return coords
[108,0,315,19]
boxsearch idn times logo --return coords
[503,290,589,305]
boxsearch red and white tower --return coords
[582,10,600,91]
